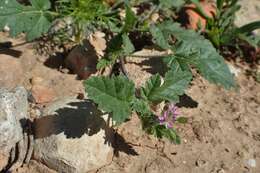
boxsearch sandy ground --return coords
[0,0,260,171]
[0,36,258,173]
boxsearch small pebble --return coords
[195,159,206,167]
[30,77,44,85]
[34,109,42,117]
[217,168,225,173]
[3,25,10,32]
[247,159,256,168]
[77,93,85,100]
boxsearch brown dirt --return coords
[1,22,260,173]
[96,59,260,173]
[0,32,85,101]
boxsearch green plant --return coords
[0,0,55,41]
[0,0,236,143]
[190,0,260,48]
[56,0,118,43]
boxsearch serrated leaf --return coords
[131,98,151,116]
[162,127,181,144]
[122,33,135,55]
[163,42,199,71]
[30,0,51,10]
[84,75,135,124]
[141,74,161,101]
[101,33,135,70]
[96,58,112,70]
[152,125,181,144]
[150,24,170,49]
[122,5,137,33]
[142,69,192,103]
[163,56,190,72]
[0,0,53,41]
[154,21,236,89]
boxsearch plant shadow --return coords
[0,41,22,57]
[43,52,66,69]
[127,56,167,76]
[43,39,98,79]
[33,100,138,156]
[176,94,198,108]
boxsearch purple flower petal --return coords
[158,116,165,121]
[166,122,173,128]
[157,103,180,128]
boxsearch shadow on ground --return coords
[176,94,198,108]
[33,100,138,156]
[0,41,22,57]
[127,56,167,76]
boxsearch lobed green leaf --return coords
[0,0,53,41]
[84,75,135,124]
[151,21,236,89]
[141,69,192,103]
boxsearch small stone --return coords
[195,159,206,167]
[236,151,244,157]
[217,168,225,173]
[30,108,42,119]
[3,25,10,32]
[65,41,98,80]
[60,68,70,74]
[227,63,241,77]
[31,85,56,104]
[247,159,256,168]
[30,77,44,85]
[150,13,159,23]
[76,93,85,100]
[209,119,219,129]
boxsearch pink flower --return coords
[158,103,179,129]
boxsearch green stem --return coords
[129,53,173,58]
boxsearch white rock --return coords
[3,25,10,32]
[33,98,114,173]
[247,159,256,168]
[227,63,241,77]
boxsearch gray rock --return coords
[0,87,28,170]
[33,98,114,173]
[0,87,28,153]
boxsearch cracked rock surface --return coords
[0,87,28,171]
